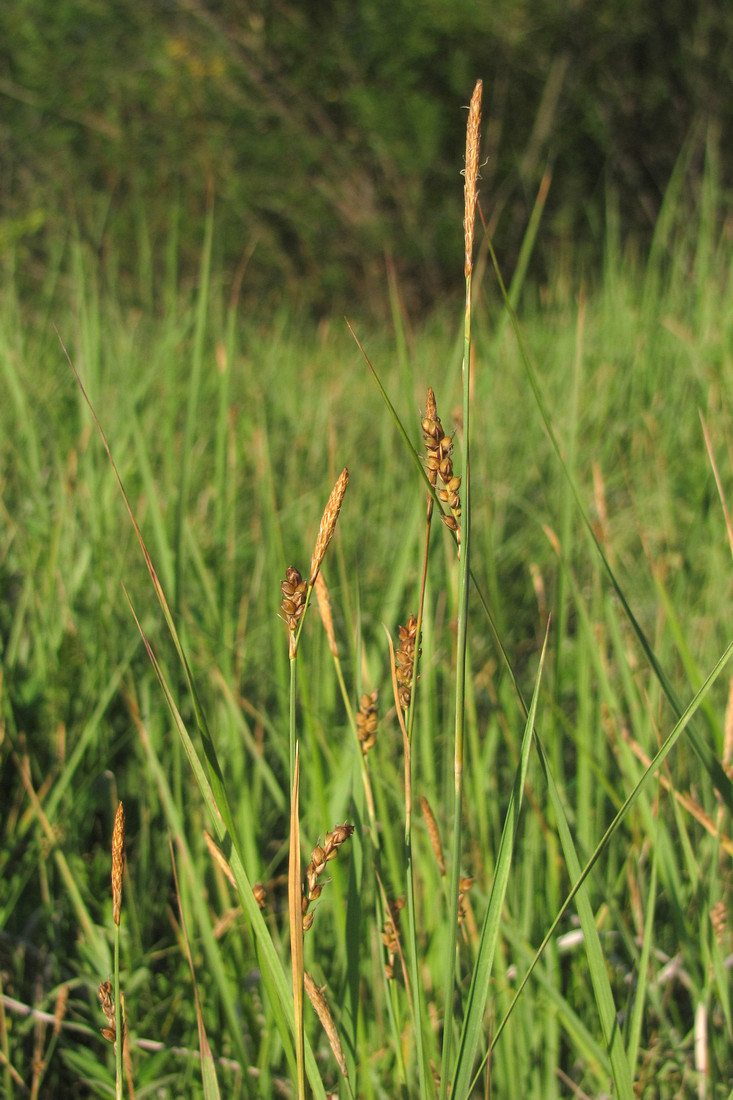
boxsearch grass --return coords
[1,111,732,1098]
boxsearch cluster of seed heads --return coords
[395,614,420,711]
[422,387,462,553]
[280,566,308,633]
[356,690,378,754]
[382,896,405,981]
[301,824,355,932]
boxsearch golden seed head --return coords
[53,984,69,1037]
[310,467,349,586]
[464,79,482,280]
[420,796,445,876]
[111,802,125,927]
[304,971,348,1078]
[314,571,338,658]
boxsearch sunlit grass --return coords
[1,138,732,1098]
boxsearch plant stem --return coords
[440,271,474,1100]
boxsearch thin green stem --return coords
[440,271,473,1100]
[114,924,122,1100]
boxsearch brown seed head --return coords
[382,897,405,981]
[356,690,379,754]
[458,875,475,925]
[395,614,420,711]
[281,566,307,633]
[99,980,116,1041]
[111,802,125,927]
[422,389,462,552]
[711,899,727,945]
[310,467,349,586]
[464,79,482,280]
[302,823,355,932]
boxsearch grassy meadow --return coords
[1,136,733,1098]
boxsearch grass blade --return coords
[451,623,549,1099]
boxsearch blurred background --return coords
[2,0,731,319]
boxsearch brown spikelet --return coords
[382,897,405,981]
[458,876,474,926]
[356,690,379,754]
[464,79,482,279]
[280,566,308,633]
[111,802,125,927]
[711,899,727,945]
[310,467,349,586]
[422,389,462,552]
[314,571,338,658]
[53,984,69,1037]
[98,980,116,1042]
[420,796,445,875]
[302,824,355,932]
[395,614,420,711]
[304,971,348,1078]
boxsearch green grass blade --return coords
[126,593,327,1097]
[537,737,635,1100]
[491,640,733,1073]
[174,200,214,611]
[170,841,222,1100]
[451,625,549,1100]
[485,239,733,817]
